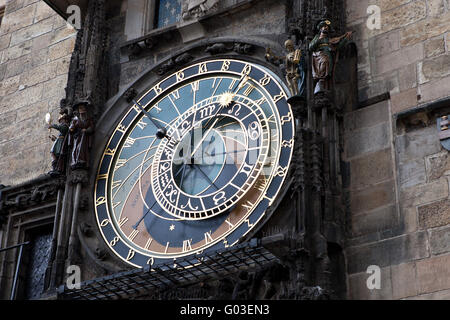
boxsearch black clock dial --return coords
[94,59,295,267]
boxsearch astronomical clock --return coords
[93,59,295,268]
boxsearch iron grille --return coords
[57,239,279,300]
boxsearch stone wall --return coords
[345,0,450,299]
[0,0,76,186]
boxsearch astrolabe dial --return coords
[94,59,295,267]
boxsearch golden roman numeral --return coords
[182,239,193,252]
[115,159,126,170]
[225,218,234,230]
[118,217,129,227]
[97,174,108,180]
[199,63,208,73]
[242,200,254,211]
[96,197,106,206]
[126,249,135,261]
[124,137,136,148]
[136,119,147,130]
[144,238,153,250]
[171,89,180,100]
[191,81,199,92]
[243,84,255,96]
[204,231,213,244]
[105,148,116,156]
[128,229,139,241]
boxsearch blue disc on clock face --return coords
[94,59,295,268]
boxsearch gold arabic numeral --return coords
[199,63,208,74]
[223,238,230,248]
[115,159,126,170]
[110,237,119,247]
[154,84,163,95]
[182,239,193,252]
[147,256,155,266]
[204,231,214,244]
[259,74,271,86]
[128,229,139,242]
[105,148,116,156]
[276,166,288,177]
[96,196,106,206]
[281,139,294,148]
[124,137,136,148]
[100,219,110,227]
[118,216,129,228]
[191,80,200,92]
[242,64,252,75]
[117,124,127,134]
[281,112,293,125]
[273,91,285,103]
[244,218,254,228]
[221,60,231,71]
[97,173,108,180]
[176,71,185,82]
[136,119,148,130]
[144,238,153,250]
[126,249,135,261]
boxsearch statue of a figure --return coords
[48,113,70,175]
[309,20,353,95]
[68,103,94,170]
[265,39,306,102]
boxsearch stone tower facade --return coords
[0,0,449,301]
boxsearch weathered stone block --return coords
[34,1,55,23]
[350,148,393,189]
[381,1,427,33]
[396,126,442,164]
[419,74,450,102]
[346,231,429,274]
[422,54,450,79]
[374,42,424,75]
[391,87,419,114]
[351,180,395,214]
[0,34,11,51]
[0,3,35,35]
[369,30,400,57]
[348,266,392,300]
[400,11,450,47]
[430,226,450,255]
[401,178,448,208]
[351,205,398,237]
[416,254,450,294]
[405,288,450,299]
[424,36,445,57]
[427,0,446,17]
[398,159,427,189]
[398,63,417,91]
[48,37,75,61]
[346,122,390,159]
[20,61,57,87]
[0,74,20,96]
[418,198,450,229]
[425,151,450,181]
[391,261,419,299]
[9,17,54,46]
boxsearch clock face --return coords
[94,59,294,268]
